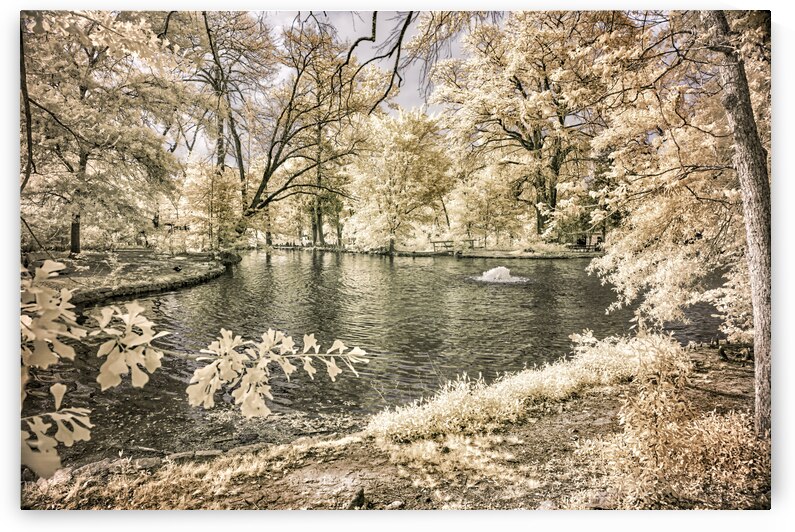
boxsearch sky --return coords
[264,10,452,112]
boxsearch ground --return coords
[25,249,227,305]
[22,345,762,510]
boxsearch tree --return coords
[430,12,619,237]
[700,10,770,436]
[20,11,181,253]
[239,17,387,225]
[444,163,533,248]
[346,109,452,253]
[182,162,242,250]
[172,11,276,216]
[577,11,770,435]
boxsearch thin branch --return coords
[21,216,56,262]
[20,21,35,192]
[157,11,177,40]
[28,98,87,145]
[368,12,414,114]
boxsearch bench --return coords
[431,240,455,252]
[431,239,483,251]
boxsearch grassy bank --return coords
[27,250,227,305]
[367,332,679,442]
[22,336,768,510]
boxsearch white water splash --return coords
[476,266,528,283]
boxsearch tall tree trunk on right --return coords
[702,10,771,437]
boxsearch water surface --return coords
[35,250,722,464]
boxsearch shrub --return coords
[576,342,770,509]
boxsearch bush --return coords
[576,342,770,509]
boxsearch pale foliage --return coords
[187,329,368,418]
[91,302,167,390]
[368,331,683,442]
[21,261,89,478]
[21,261,367,477]
[21,261,166,478]
[580,11,768,335]
[576,341,769,509]
[345,109,452,251]
[20,11,182,249]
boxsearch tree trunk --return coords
[70,213,81,255]
[225,94,247,212]
[440,198,451,229]
[534,172,550,235]
[702,10,771,437]
[264,204,273,246]
[336,217,343,247]
[70,152,89,255]
[313,121,325,246]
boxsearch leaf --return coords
[52,339,76,361]
[124,301,145,321]
[143,348,163,373]
[96,307,116,329]
[326,339,346,355]
[21,432,61,479]
[35,260,66,279]
[302,334,319,354]
[97,339,117,357]
[280,335,295,355]
[50,383,67,411]
[97,351,129,391]
[302,357,317,380]
[29,340,58,368]
[130,364,149,388]
[325,357,342,382]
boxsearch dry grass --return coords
[367,332,683,442]
[25,435,365,509]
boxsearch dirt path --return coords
[23,346,756,510]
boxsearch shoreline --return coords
[22,345,761,510]
[31,250,228,306]
[271,245,603,260]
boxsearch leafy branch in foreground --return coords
[21,260,167,477]
[187,328,368,418]
[21,260,368,477]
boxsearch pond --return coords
[41,250,724,465]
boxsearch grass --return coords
[366,332,683,442]
[25,331,768,510]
